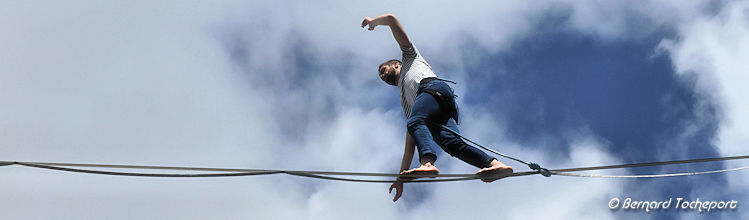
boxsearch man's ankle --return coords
[420,155,436,166]
[421,160,435,167]
[487,159,501,167]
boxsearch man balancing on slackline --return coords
[361,13,514,202]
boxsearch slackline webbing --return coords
[1,154,748,183]
[551,166,749,178]
[551,155,749,172]
[1,161,539,183]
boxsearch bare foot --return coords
[400,163,439,179]
[476,159,513,183]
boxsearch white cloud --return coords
[658,0,749,213]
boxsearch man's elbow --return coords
[384,14,397,22]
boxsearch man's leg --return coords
[438,119,513,182]
[437,119,494,168]
[403,91,443,176]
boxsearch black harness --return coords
[418,77,459,124]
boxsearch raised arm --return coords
[361,14,412,49]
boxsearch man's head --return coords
[378,59,401,86]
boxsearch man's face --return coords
[378,63,400,86]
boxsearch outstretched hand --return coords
[361,17,377,30]
[388,180,403,202]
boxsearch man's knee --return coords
[406,117,426,133]
[439,136,467,156]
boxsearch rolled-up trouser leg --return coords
[406,92,441,163]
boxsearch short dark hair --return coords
[378,59,401,72]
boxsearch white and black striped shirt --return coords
[398,45,437,119]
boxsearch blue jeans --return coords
[406,79,496,168]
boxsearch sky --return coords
[1,0,748,219]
